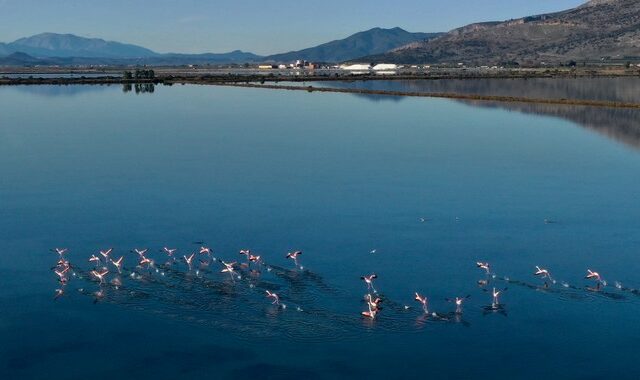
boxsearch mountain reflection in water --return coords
[311,78,640,150]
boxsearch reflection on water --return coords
[460,101,640,150]
[313,77,640,103]
[305,79,640,150]
[1,73,122,79]
[9,83,157,97]
[12,84,116,97]
[122,83,156,94]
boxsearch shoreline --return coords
[2,71,640,109]
[1,65,640,85]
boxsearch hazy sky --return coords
[0,0,586,55]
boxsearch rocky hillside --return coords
[364,0,640,65]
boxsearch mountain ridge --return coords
[265,27,442,62]
[0,28,442,65]
[363,0,640,65]
[6,33,158,58]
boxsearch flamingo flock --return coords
[50,246,618,324]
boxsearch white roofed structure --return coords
[340,64,371,71]
[372,63,398,71]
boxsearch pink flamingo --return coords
[415,292,428,314]
[110,256,124,273]
[90,269,109,285]
[361,274,378,293]
[266,290,280,305]
[286,251,302,268]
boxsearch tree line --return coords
[123,69,155,79]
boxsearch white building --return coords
[340,64,371,71]
[372,63,398,71]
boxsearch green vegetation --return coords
[123,69,155,79]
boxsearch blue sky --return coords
[0,0,586,55]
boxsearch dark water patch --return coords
[4,340,96,371]
[231,362,321,380]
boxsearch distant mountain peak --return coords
[6,32,158,58]
[265,27,442,63]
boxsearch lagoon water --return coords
[1,83,640,379]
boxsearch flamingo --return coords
[99,248,113,260]
[132,248,148,257]
[366,294,382,310]
[585,269,602,282]
[221,261,236,275]
[54,267,69,283]
[446,295,470,314]
[90,269,109,284]
[361,274,378,293]
[491,287,504,308]
[286,251,302,267]
[52,248,68,257]
[183,253,195,269]
[54,288,64,300]
[266,290,280,305]
[362,301,378,319]
[110,256,124,273]
[476,262,490,274]
[139,255,153,268]
[55,259,70,268]
[534,266,553,282]
[415,292,428,314]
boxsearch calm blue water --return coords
[1,84,640,379]
[1,73,122,78]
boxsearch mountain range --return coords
[264,28,441,62]
[0,33,156,58]
[3,1,639,67]
[0,28,435,66]
[364,0,640,65]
